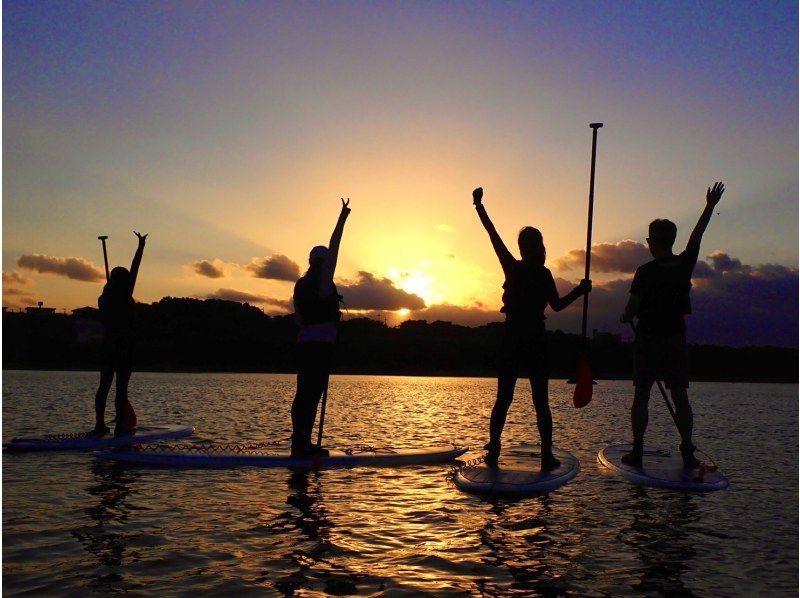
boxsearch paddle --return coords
[573,123,603,408]
[98,235,110,281]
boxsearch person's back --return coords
[621,183,725,468]
[501,260,553,323]
[631,250,695,336]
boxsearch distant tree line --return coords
[3,297,797,382]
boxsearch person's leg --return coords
[93,366,114,434]
[292,343,316,454]
[670,387,699,467]
[527,332,559,470]
[622,382,653,466]
[291,343,331,455]
[114,367,132,434]
[665,332,698,467]
[486,326,520,463]
[530,373,560,470]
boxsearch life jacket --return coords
[500,261,549,321]
[293,274,342,325]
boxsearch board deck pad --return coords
[95,443,468,468]
[598,444,729,491]
[4,425,194,452]
[454,445,580,495]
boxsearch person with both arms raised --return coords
[472,187,591,470]
[93,231,147,436]
[620,182,725,468]
[291,198,351,458]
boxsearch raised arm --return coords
[687,182,725,253]
[316,199,351,296]
[472,187,515,273]
[129,231,147,293]
[547,276,591,312]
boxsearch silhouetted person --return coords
[93,231,147,436]
[291,198,351,457]
[472,187,591,470]
[621,182,725,468]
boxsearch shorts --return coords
[633,330,689,389]
[498,319,548,379]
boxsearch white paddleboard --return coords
[454,445,579,495]
[95,443,468,468]
[3,425,194,452]
[598,444,729,491]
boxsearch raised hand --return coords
[340,197,351,215]
[472,187,483,205]
[706,182,725,207]
[578,278,592,294]
[133,231,148,244]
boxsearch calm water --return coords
[3,370,797,596]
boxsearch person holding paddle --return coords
[620,182,725,468]
[291,198,351,458]
[93,231,147,436]
[472,187,591,470]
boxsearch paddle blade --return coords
[572,353,593,408]
[123,400,138,429]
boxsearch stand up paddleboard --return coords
[453,445,580,495]
[598,444,728,491]
[4,425,194,452]
[95,443,468,468]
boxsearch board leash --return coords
[128,437,291,454]
[446,453,486,485]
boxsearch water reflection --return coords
[73,460,142,590]
[476,495,573,595]
[620,487,699,596]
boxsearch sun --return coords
[388,267,441,306]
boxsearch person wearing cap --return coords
[290,198,351,457]
[472,187,591,470]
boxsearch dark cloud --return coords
[204,288,292,310]
[18,254,104,282]
[351,251,798,348]
[547,256,798,348]
[708,250,746,273]
[191,260,225,279]
[3,271,31,285]
[338,271,426,310]
[246,254,301,282]
[553,240,652,274]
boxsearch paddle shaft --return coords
[98,236,110,282]
[316,381,328,448]
[580,123,603,341]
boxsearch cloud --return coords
[553,240,651,274]
[3,286,37,308]
[204,288,292,310]
[338,271,426,310]
[191,260,225,279]
[546,255,798,347]
[17,254,104,282]
[434,224,455,233]
[347,250,797,348]
[707,250,746,273]
[246,254,301,281]
[3,271,31,285]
